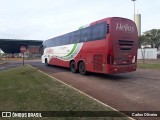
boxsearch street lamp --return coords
[131,0,136,22]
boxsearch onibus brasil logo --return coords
[1,112,42,118]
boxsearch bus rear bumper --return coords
[106,64,137,74]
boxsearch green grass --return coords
[0,65,129,120]
[138,63,160,69]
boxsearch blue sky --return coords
[0,0,159,40]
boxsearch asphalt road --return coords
[1,60,160,120]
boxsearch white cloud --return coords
[0,0,159,39]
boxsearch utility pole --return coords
[131,0,136,22]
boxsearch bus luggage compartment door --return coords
[93,54,105,72]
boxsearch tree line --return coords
[139,29,160,49]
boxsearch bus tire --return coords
[79,62,86,75]
[70,61,77,73]
[45,58,50,66]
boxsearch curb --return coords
[29,65,135,120]
[0,62,8,65]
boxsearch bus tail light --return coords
[107,50,114,65]
[132,56,135,63]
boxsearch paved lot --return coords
[1,60,160,120]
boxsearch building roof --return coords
[0,39,43,53]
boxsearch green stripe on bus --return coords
[64,44,77,58]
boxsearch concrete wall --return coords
[138,48,157,59]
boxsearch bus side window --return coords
[45,40,50,47]
[63,33,70,45]
[62,35,65,45]
[57,36,62,46]
[54,37,58,46]
[51,38,54,47]
[75,30,80,43]
[59,36,63,46]
[70,31,75,44]
[59,36,64,46]
[80,27,90,42]
[91,22,107,41]
[67,33,71,44]
[53,38,56,47]
[71,30,80,44]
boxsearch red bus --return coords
[42,17,138,74]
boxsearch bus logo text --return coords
[116,23,134,32]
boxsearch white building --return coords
[138,48,157,59]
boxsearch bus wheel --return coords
[79,62,86,75]
[45,59,50,66]
[70,61,77,73]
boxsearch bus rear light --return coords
[107,55,114,65]
[107,50,114,65]
[132,56,135,63]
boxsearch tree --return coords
[138,35,147,48]
[138,29,160,63]
[138,35,148,63]
[143,29,160,49]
